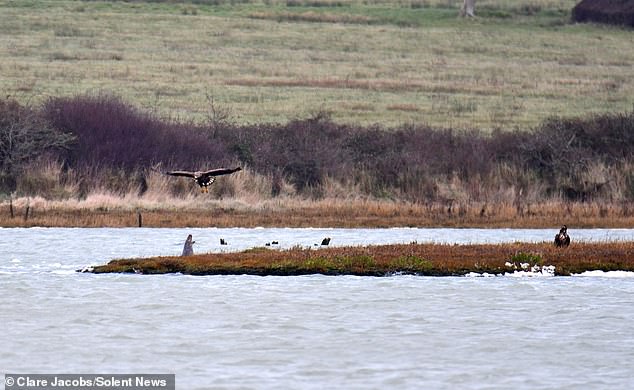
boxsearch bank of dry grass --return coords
[3,194,634,228]
[88,241,634,276]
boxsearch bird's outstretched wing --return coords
[166,170,196,178]
[199,167,242,178]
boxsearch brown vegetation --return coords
[3,95,634,207]
[2,94,634,228]
[87,241,634,276]
[3,197,634,228]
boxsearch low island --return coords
[84,241,634,277]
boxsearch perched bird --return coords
[182,234,195,256]
[554,225,570,247]
[166,167,242,193]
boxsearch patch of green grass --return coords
[361,6,456,27]
[509,251,544,266]
[252,4,458,27]
[390,255,433,272]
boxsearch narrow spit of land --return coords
[85,242,634,277]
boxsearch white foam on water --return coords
[505,265,556,277]
[468,265,557,278]
[572,270,634,278]
[465,272,499,277]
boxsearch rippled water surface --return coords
[2,228,634,389]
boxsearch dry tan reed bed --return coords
[87,242,634,277]
[3,197,634,228]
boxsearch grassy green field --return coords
[1,0,633,129]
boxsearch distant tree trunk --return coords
[460,0,476,17]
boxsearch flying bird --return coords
[166,167,242,193]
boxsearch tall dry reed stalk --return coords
[15,158,77,199]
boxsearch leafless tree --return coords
[205,92,232,134]
[0,98,74,189]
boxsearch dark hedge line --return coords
[572,0,634,28]
[2,93,634,201]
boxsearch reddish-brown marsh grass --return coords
[90,241,634,276]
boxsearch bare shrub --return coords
[0,97,75,192]
[43,93,230,170]
[519,111,634,201]
[5,92,634,207]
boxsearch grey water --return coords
[2,228,634,389]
